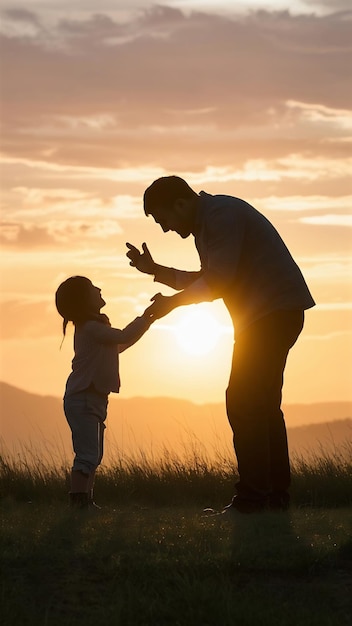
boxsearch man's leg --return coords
[225,310,304,511]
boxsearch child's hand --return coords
[145,293,174,320]
[126,242,155,275]
[141,296,161,322]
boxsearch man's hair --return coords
[55,275,93,335]
[143,176,196,215]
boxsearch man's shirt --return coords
[175,191,315,333]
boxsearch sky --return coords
[0,0,351,407]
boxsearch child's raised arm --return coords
[117,308,155,353]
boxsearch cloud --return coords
[2,154,350,192]
[303,258,352,281]
[0,220,124,248]
[255,195,352,212]
[0,222,55,247]
[0,4,351,269]
[0,2,350,405]
[299,214,352,226]
[8,186,142,219]
[1,7,351,158]
[0,7,45,38]
[1,5,351,226]
[303,0,352,12]
[0,183,146,249]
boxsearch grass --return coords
[1,441,352,625]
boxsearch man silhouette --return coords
[126,176,315,513]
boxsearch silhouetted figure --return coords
[55,276,154,509]
[126,176,315,513]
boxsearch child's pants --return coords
[64,388,108,474]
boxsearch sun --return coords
[173,305,223,356]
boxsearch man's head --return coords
[143,176,199,238]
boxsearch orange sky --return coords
[0,1,351,405]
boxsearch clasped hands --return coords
[144,292,174,321]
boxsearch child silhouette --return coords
[55,275,155,509]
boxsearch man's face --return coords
[150,199,194,239]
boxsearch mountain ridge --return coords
[1,382,351,462]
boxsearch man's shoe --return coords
[267,491,290,511]
[69,492,89,509]
[89,500,102,510]
[223,495,266,515]
[202,507,218,516]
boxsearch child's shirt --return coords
[65,316,150,396]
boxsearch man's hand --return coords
[126,242,155,275]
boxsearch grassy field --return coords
[1,443,352,625]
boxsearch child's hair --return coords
[55,275,95,335]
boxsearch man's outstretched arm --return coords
[148,276,216,319]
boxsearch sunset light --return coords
[173,306,224,356]
[0,0,351,407]
[1,4,351,620]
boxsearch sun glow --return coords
[173,306,224,355]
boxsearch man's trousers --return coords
[226,309,304,504]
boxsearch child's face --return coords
[88,284,106,313]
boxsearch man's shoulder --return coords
[200,191,249,209]
[198,192,253,225]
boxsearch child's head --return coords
[55,276,105,334]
